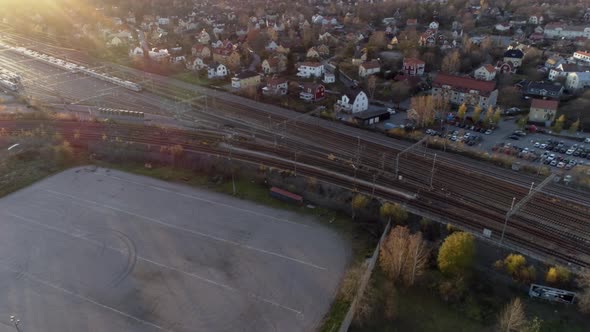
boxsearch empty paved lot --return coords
[0,167,350,331]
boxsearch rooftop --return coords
[531,99,559,110]
[433,73,496,93]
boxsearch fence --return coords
[338,221,391,332]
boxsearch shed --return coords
[353,110,391,126]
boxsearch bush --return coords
[504,254,526,276]
[437,232,475,276]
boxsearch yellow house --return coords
[231,70,261,89]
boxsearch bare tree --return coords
[577,270,590,314]
[367,75,377,99]
[441,50,461,73]
[379,226,429,286]
[497,298,527,332]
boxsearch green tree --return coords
[457,103,467,121]
[437,232,475,275]
[472,105,482,123]
[569,119,580,134]
[517,116,528,129]
[380,201,408,224]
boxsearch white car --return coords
[540,144,547,149]
[534,142,540,148]
[566,149,574,155]
[585,138,590,143]
[557,162,566,168]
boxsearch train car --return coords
[269,187,303,204]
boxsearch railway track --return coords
[2,119,590,269]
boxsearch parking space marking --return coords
[43,189,327,271]
[3,212,304,316]
[100,173,312,229]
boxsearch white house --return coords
[265,40,278,51]
[296,62,324,78]
[129,46,144,58]
[335,91,369,113]
[148,48,170,62]
[504,49,525,68]
[207,63,228,79]
[573,50,590,63]
[429,21,439,30]
[158,17,170,25]
[323,72,336,84]
[358,60,381,78]
[495,23,511,32]
[529,14,543,25]
[198,30,211,44]
[566,72,590,91]
[474,64,497,81]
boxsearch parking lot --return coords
[0,167,349,331]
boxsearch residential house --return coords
[352,49,368,65]
[573,50,590,63]
[296,62,324,78]
[529,14,544,25]
[212,48,241,71]
[523,81,563,99]
[566,72,590,91]
[189,57,208,70]
[474,64,497,81]
[323,72,336,84]
[262,77,289,96]
[359,61,381,78]
[402,58,425,76]
[197,29,211,44]
[107,36,123,47]
[231,70,261,89]
[529,99,559,124]
[406,18,418,27]
[548,63,590,81]
[207,63,228,79]
[265,40,279,52]
[148,48,170,62]
[158,17,170,25]
[432,73,498,108]
[171,56,186,64]
[299,83,325,102]
[503,49,524,67]
[544,23,590,39]
[129,46,144,58]
[335,90,369,113]
[306,47,320,59]
[429,21,440,31]
[387,36,399,49]
[545,55,565,69]
[317,44,330,57]
[261,55,286,74]
[495,23,511,32]
[191,44,211,58]
[419,30,437,47]
[276,43,291,55]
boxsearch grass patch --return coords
[172,72,211,86]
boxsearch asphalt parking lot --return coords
[0,167,349,331]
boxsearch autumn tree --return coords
[472,105,482,123]
[546,266,570,285]
[457,103,467,121]
[380,201,408,224]
[379,226,429,286]
[368,31,387,50]
[351,193,369,220]
[493,107,503,124]
[483,106,495,127]
[496,253,537,283]
[441,50,461,73]
[437,232,475,276]
[302,25,314,48]
[517,116,528,129]
[569,119,580,134]
[552,114,566,133]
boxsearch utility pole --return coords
[355,136,361,165]
[500,197,516,245]
[429,153,437,189]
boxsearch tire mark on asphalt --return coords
[3,212,304,316]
